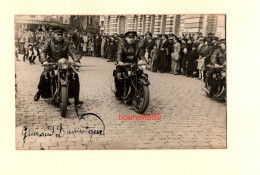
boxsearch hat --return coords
[27,28,33,32]
[145,31,152,37]
[213,36,219,41]
[161,34,168,39]
[118,34,124,38]
[205,37,212,43]
[125,31,137,38]
[182,38,188,43]
[219,39,226,44]
[192,43,197,48]
[198,37,205,41]
[38,28,43,32]
[52,27,65,34]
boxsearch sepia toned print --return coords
[15,14,226,150]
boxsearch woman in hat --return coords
[186,44,199,77]
[171,36,181,74]
[158,34,170,72]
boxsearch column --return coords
[144,15,152,33]
[201,14,208,36]
[104,15,110,34]
[173,15,181,36]
[165,15,174,34]
[126,15,135,32]
[136,15,143,35]
[109,15,118,35]
[153,15,162,36]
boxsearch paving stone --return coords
[15,55,226,149]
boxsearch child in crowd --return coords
[197,53,205,80]
[27,44,36,64]
[150,45,158,72]
[144,48,152,70]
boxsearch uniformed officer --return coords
[114,31,139,98]
[207,39,226,94]
[34,27,83,105]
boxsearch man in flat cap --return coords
[114,31,140,98]
[211,36,219,52]
[34,26,83,105]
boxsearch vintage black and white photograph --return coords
[15,14,226,150]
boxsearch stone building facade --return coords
[100,14,225,39]
[15,15,71,31]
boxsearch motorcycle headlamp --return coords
[138,60,147,70]
[58,58,69,69]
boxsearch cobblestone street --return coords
[15,55,226,150]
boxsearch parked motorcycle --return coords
[42,58,80,117]
[202,64,226,101]
[113,60,150,114]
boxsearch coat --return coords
[83,36,88,52]
[117,40,139,63]
[200,45,213,65]
[158,39,170,71]
[186,49,199,72]
[40,38,79,63]
[101,37,106,56]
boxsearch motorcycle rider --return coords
[115,31,140,98]
[34,27,84,105]
[206,39,226,95]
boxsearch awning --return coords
[15,19,70,27]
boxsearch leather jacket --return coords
[41,38,80,63]
[116,40,139,63]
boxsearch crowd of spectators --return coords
[15,27,226,81]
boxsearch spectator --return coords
[150,44,159,72]
[83,32,88,56]
[158,34,170,73]
[95,33,102,57]
[186,44,199,77]
[101,34,106,57]
[171,36,181,74]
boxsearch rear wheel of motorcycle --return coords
[60,86,67,118]
[204,77,213,97]
[133,84,149,114]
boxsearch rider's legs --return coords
[115,65,125,98]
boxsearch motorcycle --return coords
[42,58,80,117]
[202,64,226,101]
[113,60,150,114]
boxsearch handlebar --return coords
[41,62,81,67]
[207,64,226,69]
[116,62,148,67]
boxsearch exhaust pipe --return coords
[201,86,210,93]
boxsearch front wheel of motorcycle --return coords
[60,86,67,118]
[133,84,149,114]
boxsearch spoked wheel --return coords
[60,86,67,118]
[133,83,149,114]
[204,76,213,97]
